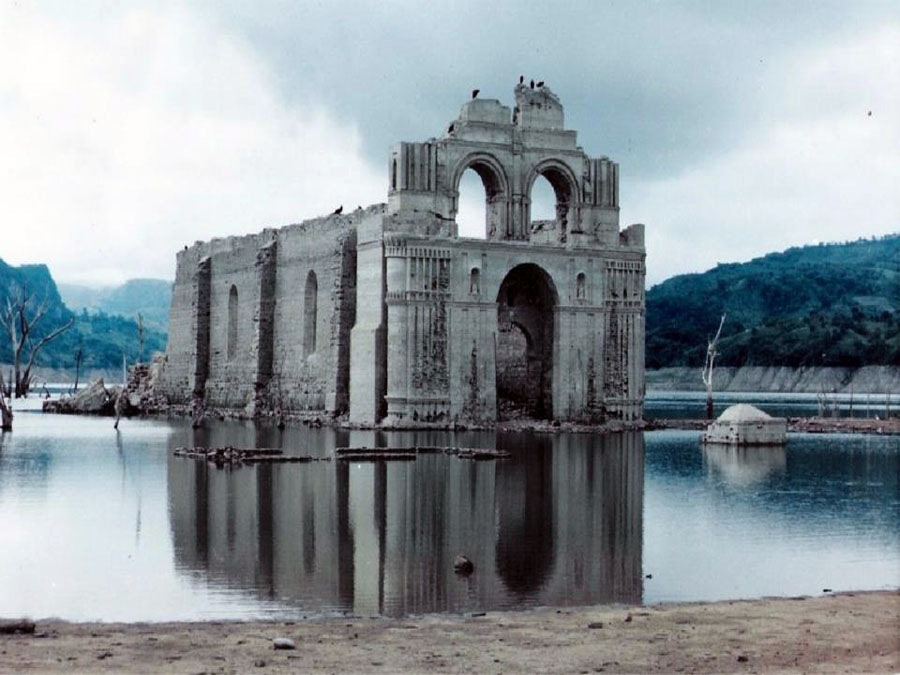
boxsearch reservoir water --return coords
[0,402,897,621]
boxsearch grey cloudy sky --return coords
[1,0,897,286]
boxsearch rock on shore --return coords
[42,379,119,415]
[42,357,167,417]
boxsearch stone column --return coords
[190,256,211,401]
[349,237,387,425]
[383,247,409,424]
[250,239,277,416]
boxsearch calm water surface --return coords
[0,404,897,621]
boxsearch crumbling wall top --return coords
[514,83,564,130]
[458,98,512,126]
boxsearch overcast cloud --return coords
[1,0,897,286]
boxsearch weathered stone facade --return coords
[158,85,646,425]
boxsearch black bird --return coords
[536,80,544,88]
[519,75,524,84]
[471,89,479,99]
[448,122,455,133]
[530,79,534,89]
[333,205,343,215]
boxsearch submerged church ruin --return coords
[158,84,646,425]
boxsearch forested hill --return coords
[59,279,172,331]
[647,235,900,369]
[0,259,166,371]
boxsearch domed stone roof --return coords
[716,403,773,423]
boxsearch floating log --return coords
[334,447,416,457]
[333,446,510,461]
[173,446,329,465]
[336,453,418,462]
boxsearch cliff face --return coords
[647,365,900,393]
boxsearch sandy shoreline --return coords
[2,591,897,673]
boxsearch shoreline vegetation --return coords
[1,592,897,673]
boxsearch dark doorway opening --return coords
[496,264,557,419]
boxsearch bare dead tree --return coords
[73,348,83,393]
[0,386,11,431]
[816,388,827,417]
[848,384,853,418]
[0,285,75,398]
[701,313,727,421]
[137,313,145,365]
[113,388,125,430]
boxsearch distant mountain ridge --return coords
[0,259,167,371]
[647,235,900,369]
[59,278,172,331]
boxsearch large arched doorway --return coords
[496,263,557,419]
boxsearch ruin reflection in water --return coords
[167,427,643,616]
[701,445,788,487]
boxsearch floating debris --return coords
[173,446,329,466]
[333,446,510,462]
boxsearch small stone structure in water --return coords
[701,404,787,445]
[157,84,646,426]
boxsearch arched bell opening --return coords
[452,155,509,240]
[496,263,557,420]
[527,162,579,244]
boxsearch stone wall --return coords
[159,206,381,417]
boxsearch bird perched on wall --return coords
[536,80,544,88]
[448,122,455,134]
[333,205,343,215]
[471,89,479,99]
[519,75,524,84]
[530,79,534,89]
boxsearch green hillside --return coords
[0,259,167,371]
[646,235,900,369]
[59,278,172,331]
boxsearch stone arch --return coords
[525,159,581,243]
[496,263,558,419]
[227,284,238,361]
[451,152,510,240]
[303,270,317,357]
